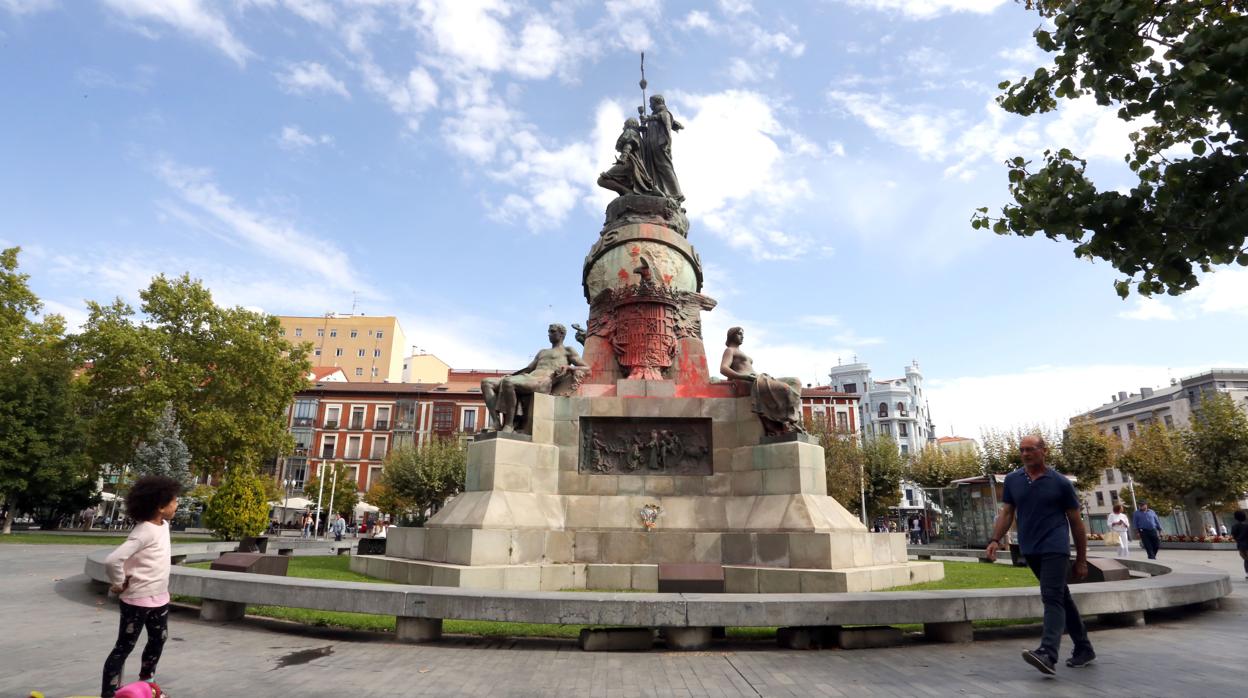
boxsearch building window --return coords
[335,348,344,357]
[342,466,359,492]
[320,434,337,459]
[368,466,383,491]
[374,349,382,358]
[1164,415,1174,428]
[899,423,908,437]
[371,435,388,460]
[897,401,907,416]
[1110,489,1119,502]
[880,423,891,435]
[843,382,857,394]
[836,412,848,431]
[314,349,321,356]
[279,328,286,336]
[317,328,324,337]
[294,327,302,337]
[462,408,478,432]
[1112,426,1121,439]
[1096,492,1104,506]
[345,435,362,460]
[376,331,384,338]
[878,402,888,418]
[350,329,358,338]
[355,367,364,376]
[358,349,366,357]
[286,458,307,490]
[1105,469,1116,484]
[371,367,379,377]
[1126,423,1136,437]
[293,399,317,427]
[330,329,337,338]
[900,444,908,457]
[324,406,341,428]
[433,402,455,433]
[350,406,366,429]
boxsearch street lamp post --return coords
[325,467,339,541]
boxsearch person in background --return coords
[1133,502,1162,559]
[331,514,346,542]
[100,476,182,698]
[1218,522,1228,536]
[1230,511,1248,580]
[1107,504,1131,558]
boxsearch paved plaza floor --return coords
[2,544,1245,697]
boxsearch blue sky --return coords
[2,0,1244,437]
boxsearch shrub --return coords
[202,466,271,540]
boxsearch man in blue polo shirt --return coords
[986,435,1093,675]
[1133,501,1163,559]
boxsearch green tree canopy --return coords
[808,418,866,523]
[303,462,361,519]
[0,249,95,532]
[77,274,311,477]
[202,466,271,540]
[380,438,466,526]
[974,1,1248,298]
[1181,393,1248,508]
[908,443,983,489]
[1060,418,1120,491]
[131,403,194,489]
[860,435,907,521]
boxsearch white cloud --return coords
[838,0,1008,20]
[153,159,376,299]
[681,10,715,31]
[1,0,55,15]
[1118,297,1176,321]
[101,0,252,66]
[41,298,89,332]
[904,46,951,76]
[276,125,333,151]
[1186,268,1248,317]
[928,363,1209,438]
[282,0,334,26]
[276,61,350,98]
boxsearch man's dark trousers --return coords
[1026,553,1091,661]
[1138,529,1161,559]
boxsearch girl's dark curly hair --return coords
[125,475,183,522]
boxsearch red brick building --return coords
[278,369,506,494]
[800,386,861,434]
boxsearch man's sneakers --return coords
[1021,649,1056,676]
[1066,649,1097,668]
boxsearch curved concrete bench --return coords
[84,546,1231,650]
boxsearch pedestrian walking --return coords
[985,435,1093,676]
[100,475,182,698]
[331,514,346,542]
[300,513,312,539]
[1107,504,1131,558]
[1133,502,1162,559]
[1231,510,1248,580]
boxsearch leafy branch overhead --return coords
[973,1,1248,298]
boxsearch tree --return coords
[202,466,271,540]
[808,418,866,522]
[859,435,906,521]
[1060,418,1119,491]
[973,1,1248,298]
[0,248,95,533]
[130,403,194,489]
[77,274,311,477]
[909,444,983,490]
[1118,422,1192,524]
[380,438,466,526]
[364,481,414,525]
[1179,393,1248,532]
[303,462,360,519]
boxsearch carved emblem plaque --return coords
[579,417,712,476]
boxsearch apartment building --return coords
[827,360,937,457]
[277,314,407,382]
[799,386,861,434]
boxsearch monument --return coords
[355,60,942,593]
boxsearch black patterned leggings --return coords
[101,601,168,697]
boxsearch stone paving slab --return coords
[4,544,1246,697]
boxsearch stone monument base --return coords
[351,554,943,593]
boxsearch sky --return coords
[2,0,1245,440]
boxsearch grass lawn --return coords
[176,558,1042,638]
[1,532,211,545]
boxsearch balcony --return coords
[292,417,314,427]
[348,421,366,431]
[319,449,335,459]
[324,420,339,430]
[374,421,390,431]
[292,448,308,457]
[345,451,362,460]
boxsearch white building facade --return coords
[827,360,937,458]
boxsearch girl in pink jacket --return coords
[100,476,181,698]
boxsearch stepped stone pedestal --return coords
[352,388,943,592]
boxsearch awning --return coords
[355,501,380,515]
[270,497,313,510]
